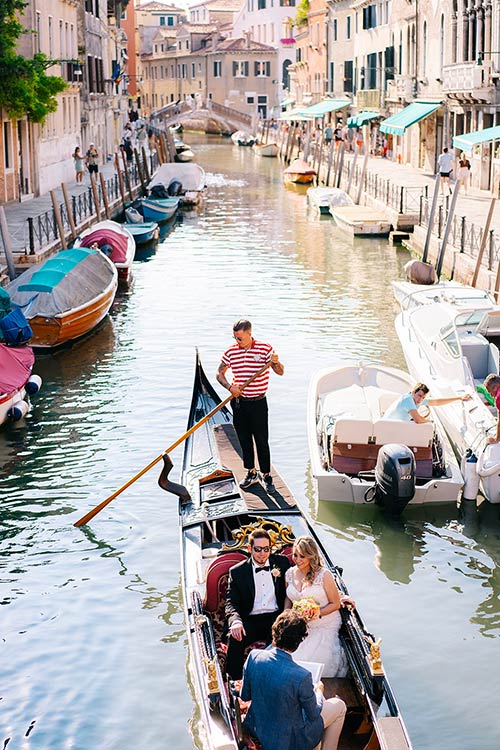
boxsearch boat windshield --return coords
[439,324,460,357]
[455,312,485,329]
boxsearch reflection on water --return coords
[1,134,499,750]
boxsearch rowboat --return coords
[123,210,160,245]
[394,302,500,503]
[308,363,463,510]
[159,353,413,750]
[75,220,136,285]
[253,142,279,157]
[136,196,180,223]
[307,187,354,215]
[0,343,41,425]
[6,247,117,349]
[283,158,316,185]
[176,148,194,162]
[330,206,391,237]
[148,163,206,207]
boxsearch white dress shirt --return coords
[250,560,278,615]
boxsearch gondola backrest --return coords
[204,552,247,640]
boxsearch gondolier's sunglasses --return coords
[252,545,270,553]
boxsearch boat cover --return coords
[0,287,11,319]
[78,229,129,264]
[0,343,34,394]
[7,248,115,317]
[284,159,316,175]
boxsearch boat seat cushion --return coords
[363,386,402,421]
[372,419,434,448]
[333,418,373,445]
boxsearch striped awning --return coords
[347,111,380,128]
[453,125,500,154]
[379,101,441,135]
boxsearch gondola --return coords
[159,353,412,750]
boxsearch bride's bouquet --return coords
[292,597,320,622]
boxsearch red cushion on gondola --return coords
[204,552,247,613]
[280,545,294,563]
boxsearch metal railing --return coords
[338,160,424,213]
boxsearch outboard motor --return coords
[374,444,416,515]
[167,178,183,196]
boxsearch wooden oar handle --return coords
[73,360,271,526]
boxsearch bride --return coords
[285,536,350,678]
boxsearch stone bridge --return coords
[150,99,256,135]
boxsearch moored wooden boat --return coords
[159,353,413,750]
[307,187,354,215]
[123,215,159,245]
[254,142,279,157]
[75,220,135,285]
[0,343,41,425]
[138,196,180,223]
[308,363,463,509]
[6,247,117,349]
[283,158,316,185]
[331,206,391,237]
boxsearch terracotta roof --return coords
[137,1,184,10]
[189,0,242,10]
[216,37,276,51]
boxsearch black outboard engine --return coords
[374,444,416,515]
[167,178,183,196]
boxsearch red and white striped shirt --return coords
[222,339,273,397]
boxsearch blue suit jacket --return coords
[241,646,323,750]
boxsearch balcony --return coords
[442,61,498,103]
[386,75,416,101]
[356,89,381,109]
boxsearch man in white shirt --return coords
[437,147,455,194]
[225,528,291,679]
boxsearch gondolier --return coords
[216,319,284,493]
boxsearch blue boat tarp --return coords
[379,101,441,135]
[453,125,500,154]
[347,111,380,128]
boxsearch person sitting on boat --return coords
[483,374,500,443]
[241,609,346,750]
[284,536,353,678]
[225,528,291,680]
[382,383,471,422]
[216,319,284,494]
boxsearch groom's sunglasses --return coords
[252,545,270,553]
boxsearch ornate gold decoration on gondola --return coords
[205,656,219,694]
[366,636,384,676]
[222,517,295,552]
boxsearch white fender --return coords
[461,452,480,501]
[8,399,29,422]
[477,442,500,504]
[25,374,42,396]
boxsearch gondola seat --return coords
[204,552,247,641]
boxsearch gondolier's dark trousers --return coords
[231,396,271,474]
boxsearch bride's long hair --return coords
[293,536,323,585]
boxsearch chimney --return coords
[211,29,218,51]
[244,30,251,49]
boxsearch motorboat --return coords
[307,187,354,215]
[75,220,136,285]
[133,196,180,223]
[148,163,205,207]
[283,159,316,185]
[6,247,117,349]
[0,342,41,425]
[175,148,194,162]
[123,207,159,245]
[330,206,391,237]
[253,142,279,157]
[394,302,500,503]
[157,353,413,750]
[308,363,463,510]
[231,130,256,146]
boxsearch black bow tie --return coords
[255,566,270,573]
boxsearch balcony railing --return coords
[442,61,492,92]
[356,89,381,109]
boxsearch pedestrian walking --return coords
[437,146,454,194]
[85,143,99,176]
[72,146,84,183]
[457,152,471,194]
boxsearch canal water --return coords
[1,135,499,750]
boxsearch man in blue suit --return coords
[241,609,346,750]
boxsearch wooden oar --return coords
[73,362,271,527]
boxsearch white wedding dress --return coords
[286,567,347,678]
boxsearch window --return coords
[167,16,174,26]
[59,20,64,57]
[254,61,270,76]
[178,41,182,50]
[192,63,196,77]
[362,5,376,29]
[280,0,295,5]
[367,52,377,88]
[422,20,427,76]
[247,94,255,104]
[385,45,395,81]
[333,19,337,42]
[329,61,334,92]
[35,12,41,53]
[214,60,222,77]
[160,16,165,25]
[233,60,249,77]
[186,39,190,49]
[48,16,53,57]
[171,65,174,77]
[258,0,266,8]
[182,64,187,78]
[344,60,353,92]
[3,122,11,169]
[346,16,351,39]
[257,95,267,103]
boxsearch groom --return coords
[225,528,291,679]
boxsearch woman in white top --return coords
[285,536,350,677]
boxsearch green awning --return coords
[300,99,351,117]
[347,111,380,128]
[453,125,500,154]
[279,106,315,121]
[379,101,441,135]
[281,97,296,107]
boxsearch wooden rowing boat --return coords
[6,247,117,349]
[160,353,413,750]
[75,220,136,285]
[0,343,41,425]
[283,159,316,185]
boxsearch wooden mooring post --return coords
[422,174,441,264]
[50,190,68,248]
[134,148,146,195]
[99,173,111,219]
[141,146,151,183]
[114,154,127,206]
[435,180,460,279]
[89,174,102,222]
[121,150,134,201]
[0,206,17,280]
[355,151,369,205]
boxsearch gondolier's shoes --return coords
[240,470,259,489]
[263,474,276,494]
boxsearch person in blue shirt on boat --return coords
[383,382,470,422]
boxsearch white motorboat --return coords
[330,205,391,237]
[306,187,354,215]
[253,142,279,157]
[394,302,500,503]
[148,162,205,206]
[308,363,463,510]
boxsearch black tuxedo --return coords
[225,553,291,679]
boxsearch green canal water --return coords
[1,135,499,750]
